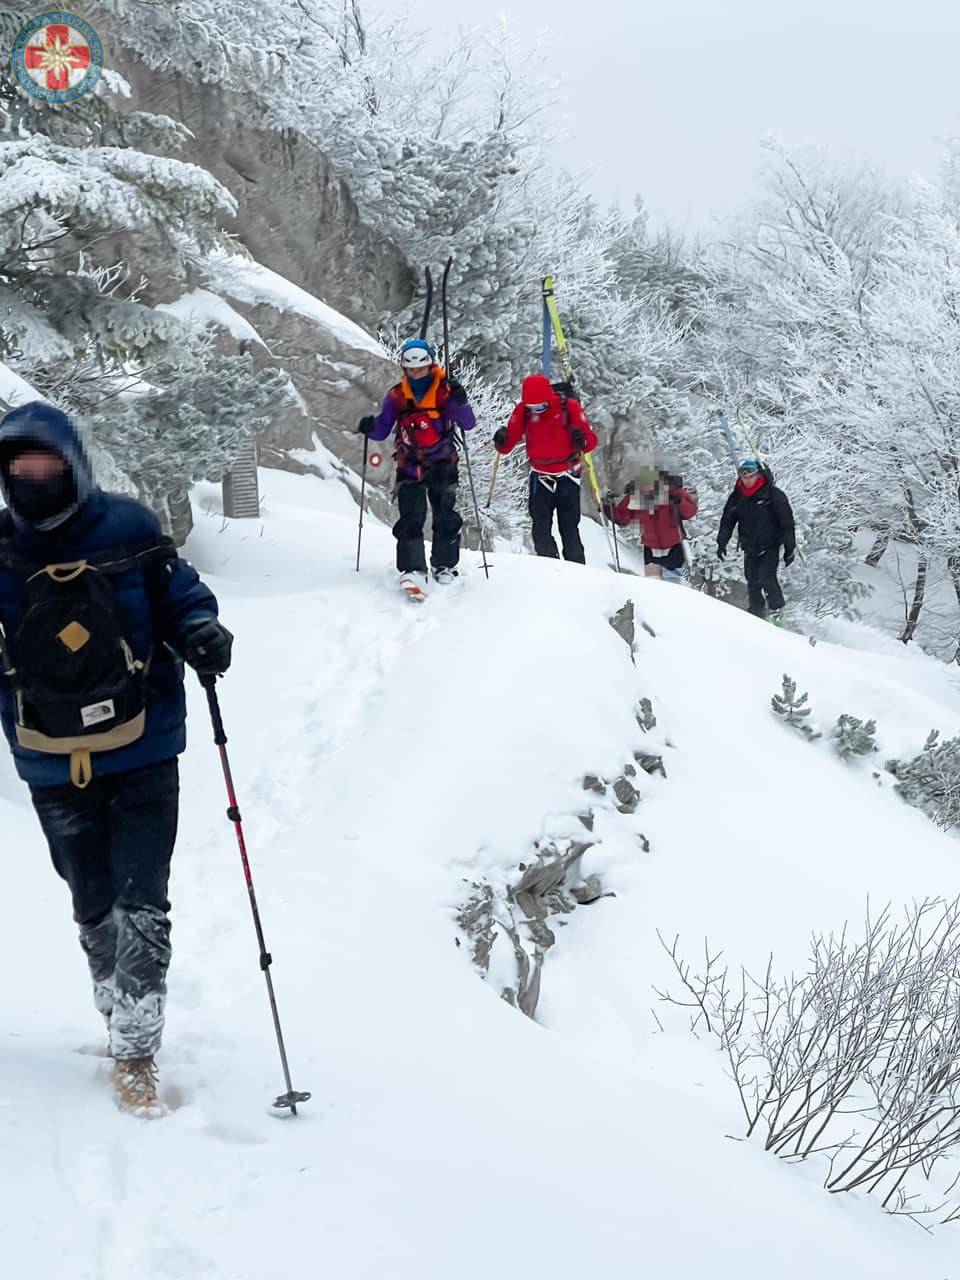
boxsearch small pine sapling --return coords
[771,674,821,741]
[833,714,878,760]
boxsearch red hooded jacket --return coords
[496,375,599,475]
[611,486,697,550]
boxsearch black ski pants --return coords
[744,547,785,615]
[394,460,462,573]
[30,759,179,1060]
[529,472,585,564]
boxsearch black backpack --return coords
[0,536,177,788]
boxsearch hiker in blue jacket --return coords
[0,401,232,1112]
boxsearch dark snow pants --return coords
[744,547,785,615]
[529,472,585,564]
[394,460,463,573]
[30,759,179,1060]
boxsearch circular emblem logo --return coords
[11,11,103,106]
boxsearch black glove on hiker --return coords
[493,428,508,449]
[447,380,468,405]
[716,543,727,561]
[182,617,233,676]
[357,416,375,436]
[571,428,587,451]
[783,548,796,567]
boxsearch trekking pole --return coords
[610,506,622,573]
[355,433,369,572]
[442,256,490,580]
[200,675,311,1116]
[583,452,619,570]
[459,431,490,579]
[485,453,501,509]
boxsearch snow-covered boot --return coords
[432,567,458,585]
[399,571,428,603]
[112,1055,164,1116]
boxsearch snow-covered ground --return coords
[3,467,960,1278]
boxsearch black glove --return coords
[783,548,796,567]
[182,617,233,676]
[357,416,376,436]
[552,380,575,397]
[493,428,508,450]
[624,480,635,496]
[447,379,468,405]
[571,428,587,451]
[716,543,727,561]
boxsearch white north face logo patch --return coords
[81,700,115,728]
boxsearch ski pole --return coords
[355,433,369,573]
[459,430,490,580]
[485,453,501,510]
[200,675,311,1116]
[442,256,490,580]
[610,505,622,573]
[583,452,619,570]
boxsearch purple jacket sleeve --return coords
[369,394,399,442]
[446,401,476,432]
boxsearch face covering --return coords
[6,470,77,523]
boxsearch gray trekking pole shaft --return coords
[459,431,491,579]
[610,508,622,573]
[356,433,369,572]
[200,674,311,1116]
[485,453,501,509]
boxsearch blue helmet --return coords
[400,338,436,368]
[738,458,760,472]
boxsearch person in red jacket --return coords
[493,375,599,563]
[609,466,698,578]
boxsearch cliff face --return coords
[109,47,414,330]
[96,38,411,524]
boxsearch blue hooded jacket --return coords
[0,402,220,788]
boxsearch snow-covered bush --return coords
[82,339,293,538]
[660,899,960,1224]
[886,730,960,829]
[832,714,878,760]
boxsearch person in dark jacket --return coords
[0,401,232,1113]
[717,459,796,618]
[358,338,476,598]
[493,374,599,563]
[608,467,698,578]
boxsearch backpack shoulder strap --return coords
[86,535,178,576]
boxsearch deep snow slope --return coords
[3,468,960,1279]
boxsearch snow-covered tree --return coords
[0,7,292,539]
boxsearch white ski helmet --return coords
[400,339,435,370]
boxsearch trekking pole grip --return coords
[199,673,228,746]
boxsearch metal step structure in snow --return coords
[222,440,260,518]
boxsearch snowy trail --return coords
[3,469,960,1277]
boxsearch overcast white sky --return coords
[374,0,960,230]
